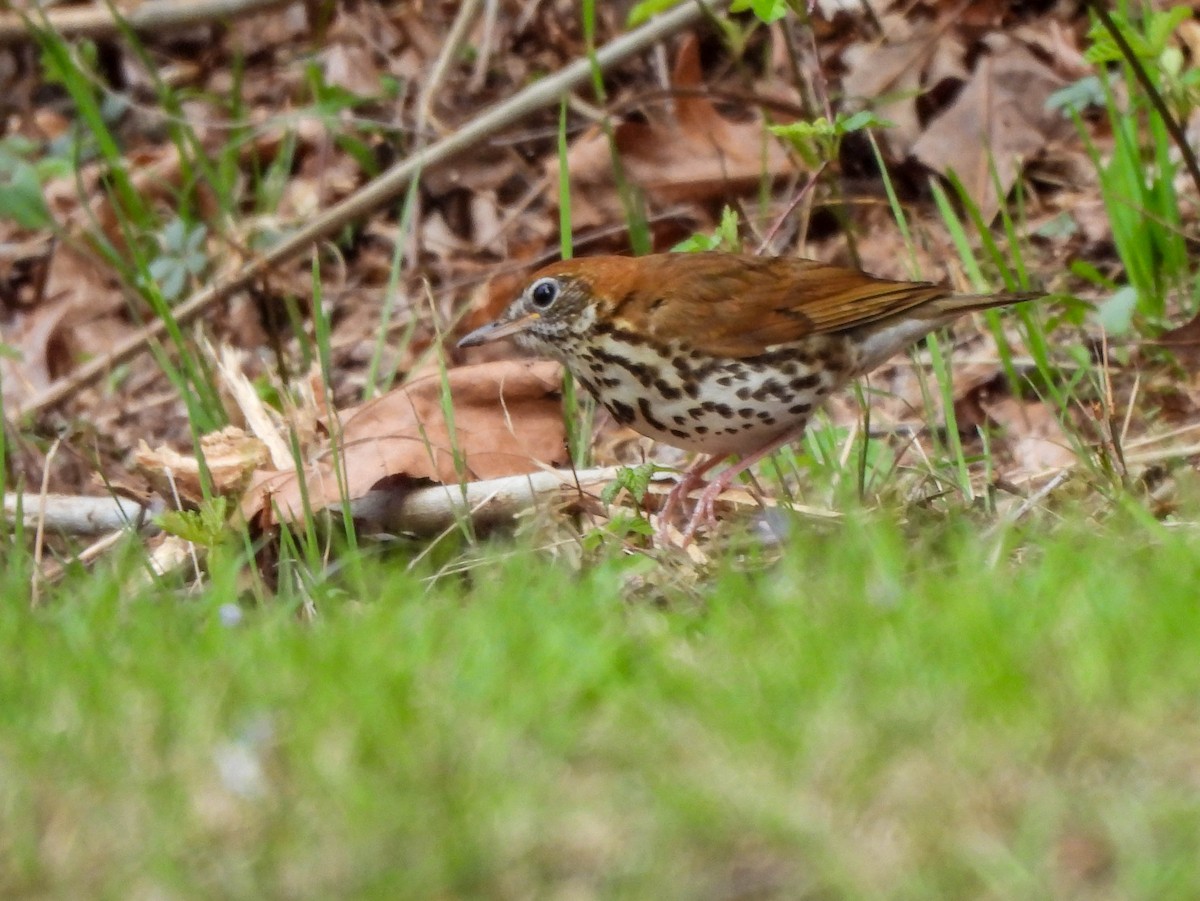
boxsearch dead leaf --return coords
[245,360,568,522]
[979,396,1076,481]
[842,12,966,153]
[320,41,384,98]
[0,299,69,408]
[911,35,1071,222]
[136,427,270,506]
[555,32,796,227]
[1156,309,1200,371]
[0,243,129,409]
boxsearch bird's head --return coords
[457,258,641,357]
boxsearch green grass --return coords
[4,512,1200,898]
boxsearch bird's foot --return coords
[668,430,806,547]
[656,472,702,529]
[677,472,738,547]
[653,456,723,546]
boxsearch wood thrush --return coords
[459,252,1039,542]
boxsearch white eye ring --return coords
[529,277,560,310]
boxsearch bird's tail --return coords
[852,290,1043,373]
[926,291,1043,316]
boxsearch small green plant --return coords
[0,139,55,229]
[730,0,790,23]
[147,218,209,301]
[158,496,231,547]
[672,205,742,253]
[600,462,663,507]
[1084,5,1192,72]
[770,111,893,169]
[1066,4,1199,323]
[302,61,389,176]
[157,496,245,582]
[629,0,789,26]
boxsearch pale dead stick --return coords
[468,0,500,93]
[402,0,483,266]
[4,492,159,534]
[29,438,62,609]
[415,0,482,140]
[0,0,292,43]
[1,471,612,539]
[18,0,728,420]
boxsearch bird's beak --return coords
[457,312,540,348]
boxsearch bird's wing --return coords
[642,254,950,359]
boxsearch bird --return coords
[458,252,1039,543]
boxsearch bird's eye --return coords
[529,277,559,310]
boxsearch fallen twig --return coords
[0,0,295,44]
[345,467,621,536]
[5,492,162,535]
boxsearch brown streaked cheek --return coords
[515,329,570,364]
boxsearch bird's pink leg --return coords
[654,453,725,536]
[679,427,806,546]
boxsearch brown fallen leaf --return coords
[979,396,1076,482]
[245,359,568,522]
[136,427,271,507]
[0,243,128,409]
[842,11,967,154]
[555,32,796,228]
[0,295,70,409]
[911,35,1071,222]
[320,39,385,99]
[1156,309,1200,371]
